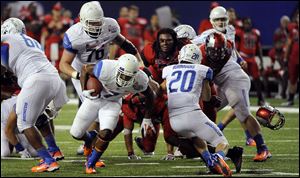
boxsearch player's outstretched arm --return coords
[113,34,144,67]
[59,49,78,79]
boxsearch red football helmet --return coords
[256,105,285,130]
[205,32,232,62]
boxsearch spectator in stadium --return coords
[197,1,219,34]
[118,6,129,20]
[20,2,44,42]
[281,12,299,106]
[235,17,266,106]
[227,7,243,31]
[41,2,70,72]
[115,5,147,56]
[143,14,160,45]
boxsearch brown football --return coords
[86,76,102,96]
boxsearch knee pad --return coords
[99,129,112,141]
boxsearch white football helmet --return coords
[116,54,139,87]
[80,1,104,38]
[174,24,196,40]
[178,44,202,64]
[209,6,229,32]
[1,17,26,36]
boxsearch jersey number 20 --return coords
[169,70,196,93]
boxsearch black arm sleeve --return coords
[120,39,138,55]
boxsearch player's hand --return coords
[161,154,175,160]
[18,149,31,158]
[128,154,142,160]
[210,95,222,108]
[82,89,99,100]
[240,60,248,71]
[141,118,156,137]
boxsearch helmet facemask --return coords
[82,19,103,38]
[211,17,229,32]
[116,67,136,87]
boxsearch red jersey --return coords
[273,27,288,45]
[143,26,159,44]
[287,23,299,64]
[268,48,285,65]
[141,43,179,84]
[236,28,261,59]
[118,17,147,55]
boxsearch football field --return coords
[1,97,299,177]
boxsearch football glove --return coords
[18,148,32,158]
[128,154,142,160]
[141,118,156,137]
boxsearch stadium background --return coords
[1,1,298,47]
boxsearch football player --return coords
[235,17,266,106]
[192,6,258,147]
[161,44,232,176]
[200,32,271,162]
[69,54,155,174]
[59,1,144,158]
[1,17,68,172]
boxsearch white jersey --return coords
[1,34,57,87]
[63,18,120,72]
[93,60,149,101]
[192,25,236,46]
[1,96,17,128]
[162,63,213,117]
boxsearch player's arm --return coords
[201,80,211,102]
[5,109,19,146]
[283,36,292,66]
[59,34,79,79]
[112,34,144,67]
[256,36,264,71]
[235,49,248,71]
[80,64,95,90]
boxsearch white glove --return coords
[141,118,156,137]
[161,154,175,160]
[128,154,142,160]
[82,89,99,100]
[19,148,32,158]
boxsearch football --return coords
[86,76,103,96]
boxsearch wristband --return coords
[71,71,80,79]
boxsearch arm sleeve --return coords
[63,33,78,54]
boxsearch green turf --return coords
[1,97,299,177]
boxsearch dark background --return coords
[1,1,298,47]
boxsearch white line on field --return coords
[54,125,299,132]
[115,163,160,165]
[67,99,299,113]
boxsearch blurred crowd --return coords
[1,1,299,103]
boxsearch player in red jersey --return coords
[281,13,299,106]
[235,17,266,106]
